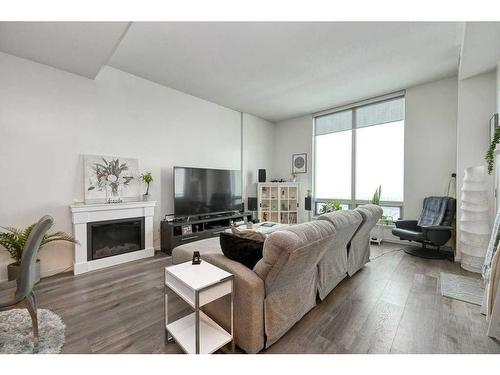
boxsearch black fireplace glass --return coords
[87,217,145,261]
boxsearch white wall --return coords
[456,70,497,260]
[497,63,500,112]
[404,76,458,219]
[272,115,313,223]
[241,113,275,202]
[0,52,272,281]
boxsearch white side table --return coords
[164,260,234,354]
[370,223,384,245]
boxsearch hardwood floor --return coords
[32,243,500,354]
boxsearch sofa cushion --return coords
[316,210,363,299]
[253,220,336,347]
[349,204,383,276]
[219,232,264,269]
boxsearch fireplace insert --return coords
[87,217,145,261]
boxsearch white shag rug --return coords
[440,272,485,306]
[0,308,66,354]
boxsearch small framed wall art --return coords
[292,153,307,174]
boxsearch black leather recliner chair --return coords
[392,196,456,259]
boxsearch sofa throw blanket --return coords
[417,196,450,226]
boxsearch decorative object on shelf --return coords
[140,172,153,201]
[486,114,499,174]
[291,172,297,182]
[192,251,201,265]
[84,154,140,203]
[459,165,491,273]
[371,185,382,205]
[181,224,192,235]
[0,222,77,281]
[292,153,307,174]
[319,200,342,214]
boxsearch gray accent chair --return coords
[316,210,362,300]
[349,204,383,276]
[0,215,54,350]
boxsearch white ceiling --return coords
[0,22,129,78]
[0,22,475,121]
[459,22,500,80]
[109,22,462,122]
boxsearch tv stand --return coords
[160,212,253,255]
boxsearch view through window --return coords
[314,95,405,221]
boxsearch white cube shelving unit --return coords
[257,182,299,224]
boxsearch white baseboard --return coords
[0,266,71,283]
[74,247,155,275]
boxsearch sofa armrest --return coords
[395,220,418,231]
[202,253,265,353]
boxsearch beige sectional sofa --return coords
[171,205,382,353]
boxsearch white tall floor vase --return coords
[459,166,491,273]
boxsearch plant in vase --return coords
[0,223,78,282]
[371,185,382,205]
[140,172,153,201]
[319,200,342,214]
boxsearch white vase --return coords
[459,165,491,273]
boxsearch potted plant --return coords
[486,126,500,174]
[371,185,382,205]
[140,172,153,201]
[319,200,343,214]
[0,223,77,282]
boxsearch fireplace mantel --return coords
[70,201,156,275]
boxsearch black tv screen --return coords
[174,167,242,216]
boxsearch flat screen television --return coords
[174,167,242,216]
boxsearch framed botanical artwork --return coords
[84,154,140,203]
[292,153,307,174]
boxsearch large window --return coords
[314,95,405,220]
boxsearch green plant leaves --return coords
[0,224,78,264]
[371,185,382,205]
[486,126,500,174]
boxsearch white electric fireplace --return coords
[70,201,156,275]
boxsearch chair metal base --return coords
[403,245,453,260]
